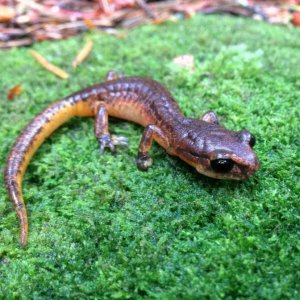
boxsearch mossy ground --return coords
[0,15,299,299]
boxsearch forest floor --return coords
[0,14,299,299]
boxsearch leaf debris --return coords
[7,84,23,101]
[1,1,299,49]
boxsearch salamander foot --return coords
[136,152,153,170]
[111,135,128,147]
[98,134,128,154]
[98,134,115,154]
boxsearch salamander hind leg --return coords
[137,125,167,171]
[200,111,219,124]
[105,70,124,81]
[95,102,128,154]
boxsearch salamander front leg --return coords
[137,125,167,171]
[95,103,128,154]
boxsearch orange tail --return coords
[5,96,93,246]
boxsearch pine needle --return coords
[72,40,93,68]
[30,50,69,79]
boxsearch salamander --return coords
[5,71,259,246]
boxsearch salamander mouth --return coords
[241,163,260,179]
[196,161,259,180]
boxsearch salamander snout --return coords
[198,131,260,180]
[177,122,260,180]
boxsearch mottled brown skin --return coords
[5,71,259,246]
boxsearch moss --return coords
[0,15,299,299]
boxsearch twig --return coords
[135,0,156,19]
[98,0,113,15]
[0,38,32,49]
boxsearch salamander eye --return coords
[249,134,256,148]
[211,159,234,173]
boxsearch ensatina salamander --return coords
[5,71,259,246]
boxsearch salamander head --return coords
[176,112,259,180]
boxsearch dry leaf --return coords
[291,11,300,26]
[0,5,15,22]
[30,50,69,79]
[172,54,195,70]
[7,84,23,101]
[72,40,93,68]
[83,19,96,29]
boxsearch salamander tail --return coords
[5,95,93,246]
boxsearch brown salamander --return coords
[5,71,259,246]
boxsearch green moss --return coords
[0,15,299,299]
